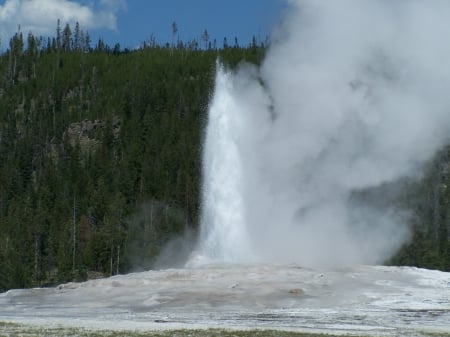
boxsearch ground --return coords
[1,264,450,336]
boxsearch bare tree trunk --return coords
[116,245,120,275]
[72,195,76,274]
[34,236,39,285]
[150,201,153,230]
[52,105,56,136]
[110,244,113,276]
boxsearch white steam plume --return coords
[198,0,450,267]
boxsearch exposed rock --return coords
[287,288,304,295]
[66,119,104,151]
[111,115,122,138]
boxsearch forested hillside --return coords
[0,23,448,292]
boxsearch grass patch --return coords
[1,323,449,337]
[0,321,19,327]
[0,323,368,337]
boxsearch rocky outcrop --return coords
[66,116,121,151]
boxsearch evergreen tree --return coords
[0,21,447,293]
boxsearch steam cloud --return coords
[198,0,450,267]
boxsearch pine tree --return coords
[62,23,72,52]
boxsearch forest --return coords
[0,22,448,292]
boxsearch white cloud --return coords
[0,0,125,45]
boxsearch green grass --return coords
[1,322,449,337]
[0,322,363,337]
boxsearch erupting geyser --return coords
[199,68,253,262]
[3,2,450,335]
[198,0,450,267]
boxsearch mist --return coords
[198,0,450,267]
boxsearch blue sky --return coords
[0,0,287,49]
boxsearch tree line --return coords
[0,22,448,292]
[0,22,265,291]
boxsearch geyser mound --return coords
[198,0,450,267]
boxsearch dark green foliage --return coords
[0,22,448,292]
[0,24,266,290]
[389,147,450,271]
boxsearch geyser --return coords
[199,0,450,267]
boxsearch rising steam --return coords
[198,0,450,267]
